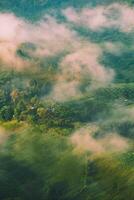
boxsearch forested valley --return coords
[0,1,134,200]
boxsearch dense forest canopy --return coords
[0,0,133,200]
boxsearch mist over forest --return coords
[0,0,134,200]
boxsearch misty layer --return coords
[0,12,115,100]
[70,125,129,155]
[63,3,134,32]
[0,13,76,70]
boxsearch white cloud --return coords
[0,11,115,100]
[63,3,134,32]
[0,13,77,69]
[50,42,114,101]
[70,126,129,155]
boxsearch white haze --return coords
[70,126,129,155]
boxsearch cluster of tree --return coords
[94,83,134,102]
[0,71,134,126]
